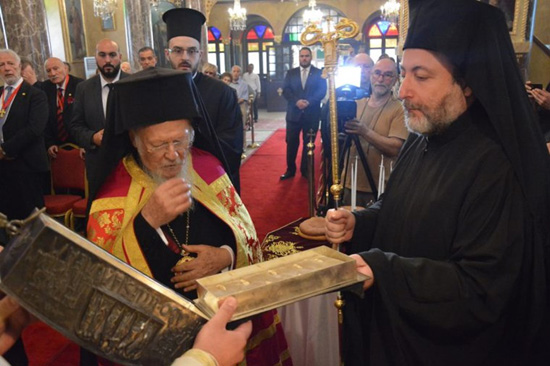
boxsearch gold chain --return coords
[166,211,191,260]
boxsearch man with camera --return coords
[342,57,407,206]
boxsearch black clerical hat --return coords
[163,8,206,42]
[112,67,200,134]
[403,0,479,74]
[91,65,231,203]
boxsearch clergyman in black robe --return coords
[326,1,550,365]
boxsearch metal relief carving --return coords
[0,212,206,366]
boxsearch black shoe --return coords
[280,172,295,180]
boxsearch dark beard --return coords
[99,63,121,79]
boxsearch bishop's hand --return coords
[325,208,355,245]
[141,178,193,229]
[171,245,232,292]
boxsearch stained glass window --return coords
[364,20,399,61]
[208,26,225,73]
[245,24,275,76]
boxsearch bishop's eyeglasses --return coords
[144,134,194,157]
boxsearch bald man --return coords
[349,52,374,95]
[120,61,132,74]
[42,57,83,158]
[68,39,129,182]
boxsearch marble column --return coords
[184,0,208,64]
[124,0,153,71]
[0,0,50,80]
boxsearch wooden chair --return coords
[43,143,85,227]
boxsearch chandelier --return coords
[380,0,400,24]
[93,0,117,20]
[228,0,247,31]
[303,0,323,27]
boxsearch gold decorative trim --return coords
[89,197,126,214]
[246,313,281,350]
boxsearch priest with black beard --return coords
[162,8,243,192]
[326,1,550,365]
[68,38,129,184]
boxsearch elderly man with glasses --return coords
[341,57,408,207]
[85,67,291,366]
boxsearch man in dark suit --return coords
[0,48,48,365]
[42,57,83,158]
[68,38,128,185]
[281,47,327,179]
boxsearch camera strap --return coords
[353,97,391,194]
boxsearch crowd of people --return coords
[0,0,550,365]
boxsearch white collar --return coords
[99,70,121,88]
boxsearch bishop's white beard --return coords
[141,152,195,207]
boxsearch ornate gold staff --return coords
[301,18,359,213]
[301,18,359,366]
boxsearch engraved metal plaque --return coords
[195,246,367,319]
[0,212,206,366]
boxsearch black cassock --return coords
[194,73,243,192]
[133,202,235,300]
[343,104,533,366]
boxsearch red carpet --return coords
[240,129,322,242]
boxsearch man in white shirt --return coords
[242,63,261,122]
[230,65,252,145]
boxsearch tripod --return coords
[317,124,378,214]
[339,132,378,203]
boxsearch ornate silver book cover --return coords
[0,212,206,366]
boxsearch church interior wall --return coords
[0,0,547,84]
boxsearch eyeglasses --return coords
[167,47,200,57]
[372,70,396,79]
[145,138,193,156]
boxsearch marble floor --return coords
[242,110,286,162]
